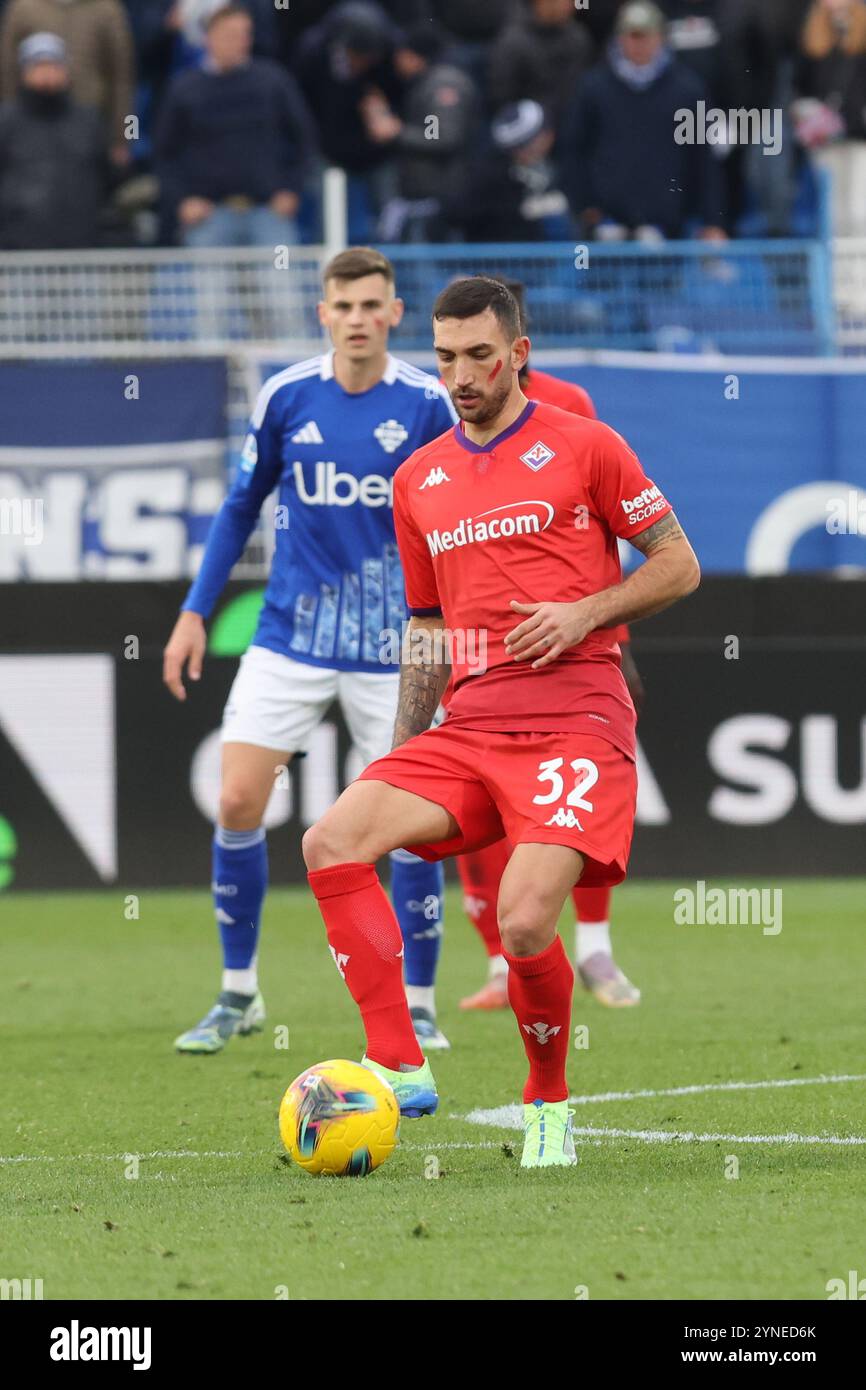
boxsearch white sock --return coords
[406,984,435,1014]
[488,953,508,980]
[222,962,258,996]
[576,920,611,965]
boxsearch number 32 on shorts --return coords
[532,757,599,812]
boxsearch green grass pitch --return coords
[1,881,863,1301]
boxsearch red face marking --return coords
[488,358,503,382]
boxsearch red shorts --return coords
[359,725,637,888]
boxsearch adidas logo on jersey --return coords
[293,460,394,508]
[544,807,585,830]
[374,418,409,453]
[292,421,324,444]
[419,466,451,489]
[523,1021,562,1045]
[215,907,236,925]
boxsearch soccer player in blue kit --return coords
[163,247,456,1054]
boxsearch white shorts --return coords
[221,644,399,769]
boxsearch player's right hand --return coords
[163,610,206,701]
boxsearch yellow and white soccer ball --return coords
[279,1059,399,1177]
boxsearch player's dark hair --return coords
[205,4,252,31]
[432,276,521,342]
[491,277,530,383]
[322,247,396,289]
[491,277,527,334]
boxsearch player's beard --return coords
[452,375,512,428]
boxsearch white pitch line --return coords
[0,1141,504,1166]
[567,1072,866,1106]
[574,1127,866,1146]
[464,1106,866,1145]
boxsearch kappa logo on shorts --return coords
[523,1021,562,1045]
[544,807,586,831]
[519,440,555,472]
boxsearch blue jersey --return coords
[183,350,456,671]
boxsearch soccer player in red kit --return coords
[454,277,645,1012]
[302,277,699,1168]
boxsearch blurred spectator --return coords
[155,3,316,246]
[721,0,812,235]
[0,0,134,162]
[170,0,278,58]
[561,0,726,240]
[295,2,400,174]
[375,21,481,241]
[446,98,570,241]
[660,1,727,102]
[294,1,401,238]
[435,0,517,95]
[128,2,184,120]
[0,32,109,247]
[488,0,594,126]
[795,0,866,235]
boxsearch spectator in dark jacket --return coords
[561,0,726,239]
[0,0,134,162]
[294,1,401,175]
[155,3,316,246]
[0,31,109,247]
[371,21,481,240]
[446,98,571,241]
[488,0,594,126]
[659,0,728,102]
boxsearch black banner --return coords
[0,580,863,889]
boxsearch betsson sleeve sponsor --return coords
[588,423,673,541]
[392,465,442,616]
[182,385,284,619]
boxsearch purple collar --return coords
[453,399,537,454]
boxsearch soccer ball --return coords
[279,1059,399,1177]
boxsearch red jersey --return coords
[522,369,629,647]
[393,399,670,760]
[523,368,597,420]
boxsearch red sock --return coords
[457,839,510,956]
[503,935,574,1103]
[572,885,610,923]
[307,861,423,1071]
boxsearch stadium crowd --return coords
[0,0,865,250]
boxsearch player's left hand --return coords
[505,598,599,669]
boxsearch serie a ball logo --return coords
[279,1059,399,1177]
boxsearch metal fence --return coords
[1,238,862,577]
[0,239,845,357]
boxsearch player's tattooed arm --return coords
[628,511,686,556]
[594,508,701,627]
[391,616,451,749]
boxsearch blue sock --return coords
[212,825,268,986]
[389,849,444,990]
